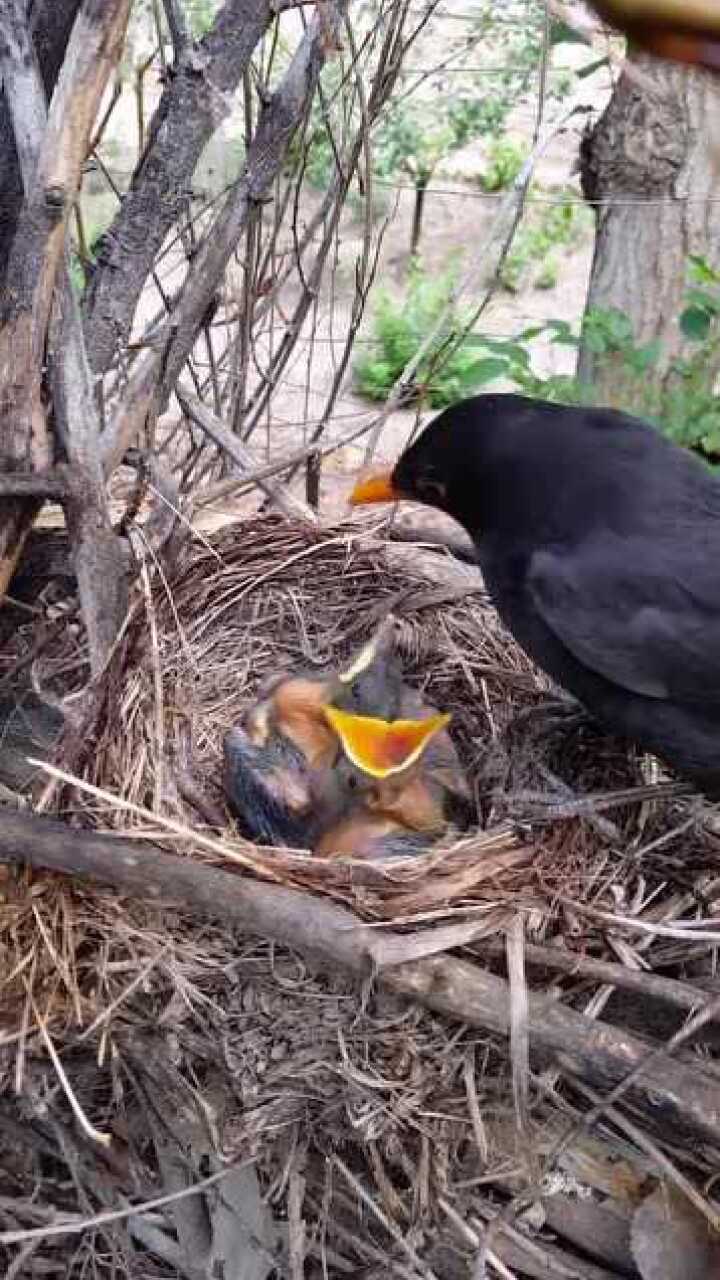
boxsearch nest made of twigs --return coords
[44,514,712,900]
[3,514,720,1280]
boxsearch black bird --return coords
[351,393,720,798]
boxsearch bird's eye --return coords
[416,475,447,505]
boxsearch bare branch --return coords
[102,4,344,472]
[0,0,83,278]
[0,0,132,622]
[177,386,317,525]
[160,0,189,62]
[0,472,69,500]
[82,0,275,376]
[2,808,720,1149]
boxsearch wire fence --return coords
[77,0,720,518]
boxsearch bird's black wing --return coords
[527,533,720,705]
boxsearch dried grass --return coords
[1,514,720,1279]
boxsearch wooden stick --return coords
[177,386,317,527]
[481,936,712,1016]
[2,808,720,1147]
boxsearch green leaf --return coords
[456,356,509,389]
[549,18,591,46]
[688,254,720,286]
[625,340,660,373]
[680,307,712,341]
[544,319,579,347]
[684,288,720,314]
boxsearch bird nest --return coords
[1,514,720,1279]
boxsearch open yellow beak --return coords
[349,471,399,506]
[323,705,451,778]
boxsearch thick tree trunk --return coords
[578,53,720,398]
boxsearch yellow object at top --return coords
[590,0,720,31]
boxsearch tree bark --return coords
[0,0,132,668]
[0,0,83,279]
[578,53,720,397]
[82,0,274,378]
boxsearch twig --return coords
[333,1155,438,1280]
[30,994,111,1148]
[177,385,317,526]
[561,897,720,944]
[2,807,720,1148]
[571,1079,720,1233]
[0,1157,258,1247]
[362,82,596,462]
[482,936,714,1016]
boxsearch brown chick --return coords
[223,617,408,846]
[313,706,472,860]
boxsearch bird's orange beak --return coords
[323,705,451,778]
[349,470,399,506]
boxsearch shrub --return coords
[479,137,526,192]
[500,192,592,292]
[354,269,512,408]
[356,259,720,462]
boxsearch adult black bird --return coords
[351,393,720,798]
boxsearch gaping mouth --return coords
[349,470,400,506]
[323,705,451,778]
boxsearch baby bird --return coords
[313,705,473,860]
[222,618,407,846]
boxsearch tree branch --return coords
[2,806,720,1150]
[0,0,132,672]
[0,472,69,500]
[101,5,343,474]
[177,386,317,525]
[0,0,83,279]
[82,0,274,377]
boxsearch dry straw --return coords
[1,514,719,1278]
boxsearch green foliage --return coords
[356,259,720,462]
[185,0,217,36]
[481,289,720,460]
[296,3,544,209]
[479,137,526,193]
[355,268,517,408]
[447,96,508,149]
[500,193,592,292]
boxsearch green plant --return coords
[500,192,592,292]
[467,284,720,462]
[294,4,545,252]
[186,0,217,35]
[364,256,720,460]
[479,137,526,193]
[354,268,515,408]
